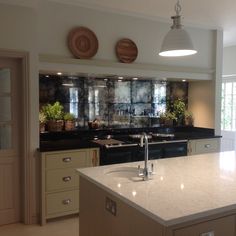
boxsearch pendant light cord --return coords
[175,0,181,16]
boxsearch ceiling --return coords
[1,0,236,46]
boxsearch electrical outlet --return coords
[200,231,214,236]
[105,197,117,216]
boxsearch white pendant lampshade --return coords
[159,1,197,57]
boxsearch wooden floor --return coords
[0,216,79,236]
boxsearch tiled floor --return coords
[0,216,79,236]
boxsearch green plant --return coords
[184,110,194,126]
[41,101,64,121]
[184,110,193,119]
[160,111,177,121]
[39,111,47,124]
[64,112,75,121]
[173,99,186,118]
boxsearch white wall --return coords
[188,81,215,128]
[37,1,215,69]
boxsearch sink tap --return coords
[139,132,153,181]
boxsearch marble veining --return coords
[77,151,236,226]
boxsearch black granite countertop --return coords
[39,126,221,152]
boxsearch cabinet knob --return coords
[62,157,71,163]
[204,144,211,148]
[200,231,214,236]
[62,176,72,182]
[62,199,71,205]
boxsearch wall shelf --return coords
[39,54,214,80]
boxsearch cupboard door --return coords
[188,138,220,156]
[195,139,220,154]
[174,215,235,236]
[46,190,79,215]
[45,150,87,169]
[46,168,79,191]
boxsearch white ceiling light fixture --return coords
[159,0,197,57]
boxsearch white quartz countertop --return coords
[77,151,236,226]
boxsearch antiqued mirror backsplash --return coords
[39,74,188,128]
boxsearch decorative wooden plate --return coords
[115,38,138,63]
[68,27,98,59]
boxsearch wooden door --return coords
[0,58,22,225]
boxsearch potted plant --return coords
[159,111,177,126]
[39,111,47,133]
[172,99,186,126]
[64,112,76,131]
[41,101,64,132]
[184,111,194,126]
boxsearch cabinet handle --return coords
[62,199,71,205]
[62,157,71,163]
[204,144,211,148]
[62,176,72,182]
[200,231,214,236]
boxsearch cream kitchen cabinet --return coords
[40,148,99,225]
[173,215,235,236]
[188,138,220,156]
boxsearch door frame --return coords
[0,49,31,224]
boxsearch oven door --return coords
[162,141,187,158]
[136,140,187,161]
[135,146,162,161]
[100,144,138,165]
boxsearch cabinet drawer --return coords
[46,190,79,215]
[195,139,219,154]
[46,169,79,191]
[174,215,235,236]
[45,151,87,169]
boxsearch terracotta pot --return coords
[47,120,64,132]
[65,120,75,131]
[185,117,194,126]
[164,119,173,126]
[39,123,45,133]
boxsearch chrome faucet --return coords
[139,133,154,181]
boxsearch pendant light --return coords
[159,0,197,57]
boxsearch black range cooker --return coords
[98,133,188,165]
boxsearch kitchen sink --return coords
[105,166,140,179]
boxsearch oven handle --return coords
[105,143,138,149]
[146,140,188,145]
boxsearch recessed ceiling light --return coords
[132,77,138,80]
[182,79,186,82]
[45,75,50,78]
[57,72,62,75]
[118,76,124,79]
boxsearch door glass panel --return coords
[0,68,10,93]
[0,125,11,149]
[0,97,11,121]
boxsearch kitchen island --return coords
[77,151,236,236]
